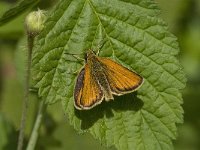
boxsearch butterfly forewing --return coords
[98,57,143,95]
[74,64,104,110]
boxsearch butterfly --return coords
[74,50,143,110]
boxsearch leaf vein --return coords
[117,0,157,11]
[141,110,163,150]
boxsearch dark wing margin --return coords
[74,67,85,109]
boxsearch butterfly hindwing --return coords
[98,57,143,95]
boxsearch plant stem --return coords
[17,35,34,150]
[26,101,46,150]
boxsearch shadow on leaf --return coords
[74,92,143,130]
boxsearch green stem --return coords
[17,35,34,150]
[26,101,46,150]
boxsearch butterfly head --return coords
[84,49,96,62]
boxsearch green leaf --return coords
[32,0,186,149]
[0,0,40,26]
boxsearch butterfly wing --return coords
[74,64,104,110]
[98,57,143,95]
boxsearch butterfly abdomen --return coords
[95,73,113,101]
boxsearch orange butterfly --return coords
[74,50,143,110]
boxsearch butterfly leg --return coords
[72,69,81,75]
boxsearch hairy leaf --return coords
[32,0,186,149]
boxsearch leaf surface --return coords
[32,0,186,149]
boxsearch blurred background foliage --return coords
[0,0,199,149]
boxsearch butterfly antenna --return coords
[96,40,106,55]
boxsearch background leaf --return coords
[0,1,25,39]
[32,0,186,150]
[0,0,40,26]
